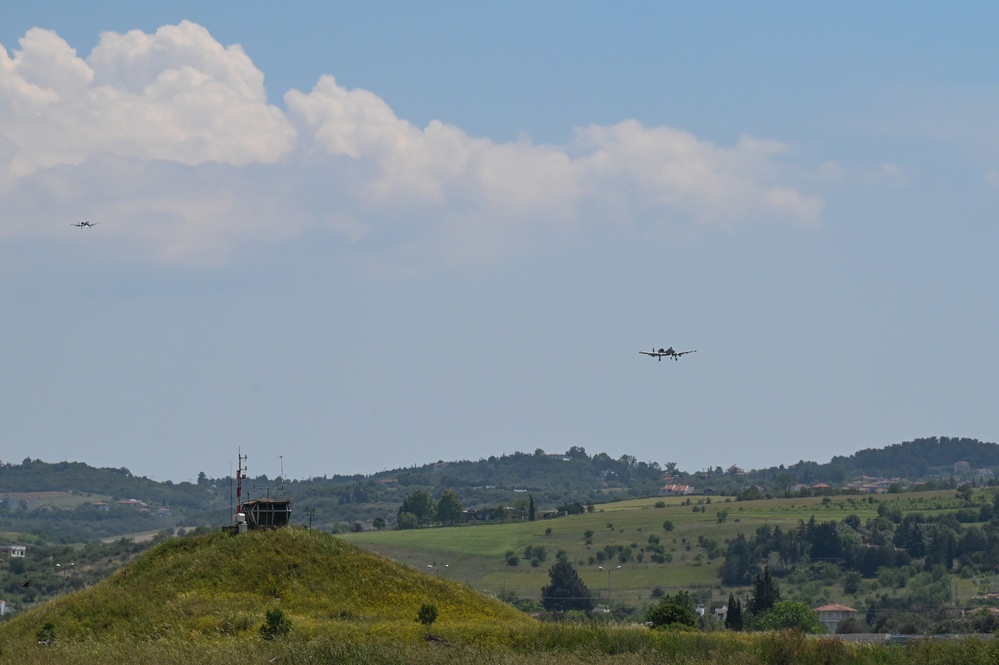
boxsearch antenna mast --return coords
[235,450,247,514]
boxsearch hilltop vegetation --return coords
[0,529,529,644]
[3,437,999,621]
[3,437,996,539]
[343,486,999,633]
[3,529,999,664]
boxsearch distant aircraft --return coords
[72,221,99,228]
[640,347,696,362]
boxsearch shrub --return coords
[757,601,824,634]
[417,603,439,626]
[646,601,696,629]
[259,609,291,640]
[36,621,57,645]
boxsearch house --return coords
[662,483,694,496]
[954,460,971,474]
[814,603,857,633]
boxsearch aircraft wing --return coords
[675,349,696,356]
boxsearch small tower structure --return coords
[222,451,291,534]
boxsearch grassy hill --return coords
[0,528,532,655]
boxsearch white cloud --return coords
[573,122,821,224]
[0,22,823,267]
[286,75,580,218]
[0,21,294,179]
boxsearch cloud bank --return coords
[0,21,822,266]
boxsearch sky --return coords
[2,2,997,483]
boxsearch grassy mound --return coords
[0,528,532,645]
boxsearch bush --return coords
[36,621,57,646]
[646,601,696,629]
[757,601,824,634]
[259,609,291,640]
[417,603,439,626]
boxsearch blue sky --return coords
[2,3,997,482]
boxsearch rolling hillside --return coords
[0,528,532,647]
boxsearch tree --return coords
[842,570,863,595]
[540,560,595,612]
[718,533,753,585]
[956,484,974,504]
[396,511,419,530]
[657,590,696,615]
[372,516,387,530]
[646,601,696,629]
[435,489,463,526]
[529,494,536,521]
[748,566,781,616]
[399,490,436,527]
[725,593,743,631]
[757,600,824,633]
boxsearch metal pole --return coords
[599,565,620,609]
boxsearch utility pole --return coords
[598,565,621,610]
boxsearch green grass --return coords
[2,524,998,664]
[5,491,109,510]
[5,622,999,665]
[0,528,532,648]
[341,489,984,611]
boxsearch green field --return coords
[4,491,110,511]
[341,489,978,611]
[3,514,998,665]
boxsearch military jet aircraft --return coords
[72,221,99,228]
[639,347,696,362]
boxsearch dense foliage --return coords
[4,437,998,539]
[540,561,595,612]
